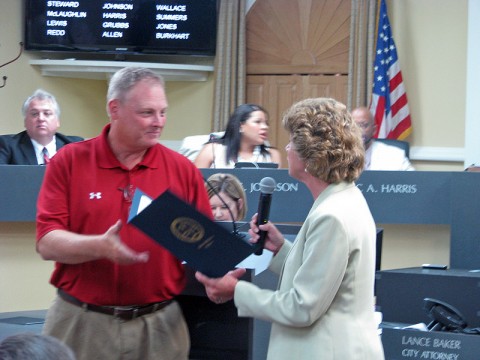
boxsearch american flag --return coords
[369,0,412,139]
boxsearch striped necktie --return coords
[42,147,50,165]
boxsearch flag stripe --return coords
[390,93,408,118]
[389,69,403,93]
[390,116,412,140]
[393,103,410,128]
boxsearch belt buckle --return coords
[112,301,167,320]
[113,307,129,320]
[113,306,140,320]
[132,308,139,320]
[113,307,122,319]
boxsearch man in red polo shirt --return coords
[36,67,212,360]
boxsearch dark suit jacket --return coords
[0,131,83,165]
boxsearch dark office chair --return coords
[374,139,410,158]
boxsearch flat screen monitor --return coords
[24,0,218,57]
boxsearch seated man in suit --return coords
[0,89,83,165]
[352,106,414,171]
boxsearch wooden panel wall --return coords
[246,0,351,75]
[246,0,352,165]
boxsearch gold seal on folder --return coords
[170,217,205,243]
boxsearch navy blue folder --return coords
[128,189,255,278]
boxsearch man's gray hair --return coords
[22,89,60,117]
[106,67,165,116]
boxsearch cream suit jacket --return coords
[234,182,385,360]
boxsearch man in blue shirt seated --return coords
[0,89,83,165]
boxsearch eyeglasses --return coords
[118,184,135,203]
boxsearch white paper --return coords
[236,249,273,276]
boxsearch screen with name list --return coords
[24,0,217,56]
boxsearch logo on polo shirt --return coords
[89,192,102,200]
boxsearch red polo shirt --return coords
[37,124,212,306]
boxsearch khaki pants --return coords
[43,295,190,360]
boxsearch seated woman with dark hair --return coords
[194,104,282,168]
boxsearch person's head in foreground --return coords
[206,173,247,221]
[0,333,76,360]
[282,97,365,184]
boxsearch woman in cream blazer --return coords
[196,98,385,359]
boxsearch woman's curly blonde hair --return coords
[282,98,365,183]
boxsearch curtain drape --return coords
[347,0,377,110]
[212,0,247,131]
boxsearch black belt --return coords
[58,289,172,321]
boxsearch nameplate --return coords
[382,327,480,359]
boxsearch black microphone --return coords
[254,177,276,255]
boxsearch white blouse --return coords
[210,143,272,168]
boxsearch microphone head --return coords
[259,177,276,194]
